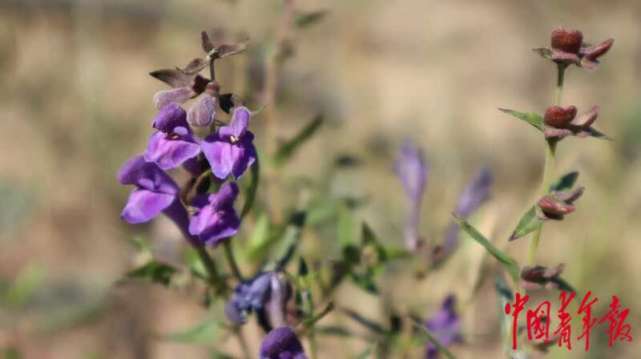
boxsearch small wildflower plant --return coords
[117,15,618,358]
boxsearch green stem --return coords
[194,245,225,293]
[223,241,244,282]
[528,137,557,266]
[529,64,565,265]
[554,63,566,105]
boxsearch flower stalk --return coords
[528,62,564,265]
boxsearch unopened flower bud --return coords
[264,273,290,328]
[584,39,614,60]
[153,87,193,110]
[537,187,583,220]
[520,264,568,291]
[187,95,216,127]
[544,105,577,128]
[550,28,583,54]
[581,39,615,70]
[537,195,575,219]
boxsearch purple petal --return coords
[231,133,256,179]
[189,208,240,245]
[121,189,175,223]
[436,169,492,262]
[424,295,461,358]
[202,137,236,179]
[260,326,307,359]
[144,131,201,170]
[187,95,216,127]
[152,103,189,133]
[219,106,251,139]
[188,184,240,245]
[153,87,193,110]
[395,140,428,203]
[455,167,493,217]
[117,155,178,195]
[211,182,240,210]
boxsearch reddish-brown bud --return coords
[583,38,614,61]
[537,195,575,219]
[551,28,583,54]
[544,105,577,128]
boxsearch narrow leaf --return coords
[549,171,579,192]
[127,261,177,287]
[274,115,323,166]
[584,127,612,140]
[182,58,208,75]
[509,206,543,241]
[201,31,214,53]
[247,213,271,260]
[240,158,260,219]
[532,47,553,60]
[149,69,193,88]
[274,211,307,270]
[455,216,520,284]
[165,319,221,344]
[499,108,544,132]
[295,10,328,28]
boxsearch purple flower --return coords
[260,326,307,359]
[144,103,201,170]
[425,295,462,359]
[395,140,429,251]
[225,272,290,328]
[202,106,256,180]
[117,155,179,224]
[226,272,273,325]
[437,168,493,262]
[152,86,193,110]
[188,182,240,245]
[187,95,216,127]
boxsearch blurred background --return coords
[1,0,640,358]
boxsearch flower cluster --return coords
[424,295,462,359]
[535,27,614,70]
[118,32,255,247]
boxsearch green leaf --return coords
[499,108,544,132]
[240,158,260,220]
[494,275,514,302]
[509,206,543,242]
[209,350,234,359]
[274,211,307,270]
[532,47,553,60]
[165,319,221,344]
[184,248,208,281]
[337,204,356,247]
[584,127,612,140]
[246,213,272,261]
[3,264,45,307]
[295,10,328,28]
[3,347,21,359]
[350,273,379,294]
[455,217,520,284]
[361,223,388,263]
[274,115,323,166]
[549,171,579,192]
[127,261,177,287]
